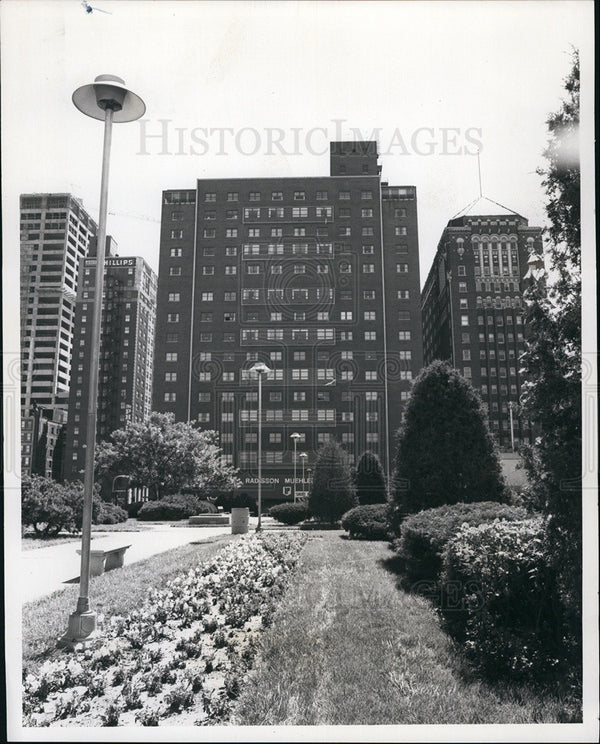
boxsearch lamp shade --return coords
[72,74,145,122]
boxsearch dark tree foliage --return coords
[391,361,506,528]
[520,50,581,627]
[308,441,357,523]
[355,451,388,505]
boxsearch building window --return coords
[396,263,408,273]
[461,314,469,326]
[364,331,376,341]
[458,265,466,276]
[168,292,180,302]
[398,331,411,341]
[225,246,237,256]
[170,248,182,257]
[395,226,407,236]
[225,265,237,275]
[164,392,176,402]
[201,292,213,301]
[167,313,179,323]
[271,191,283,201]
[362,227,374,236]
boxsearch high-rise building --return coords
[63,242,157,484]
[153,141,423,504]
[421,196,543,451]
[20,193,97,477]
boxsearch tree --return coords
[355,451,387,505]
[520,50,581,625]
[95,412,241,500]
[308,441,357,523]
[391,361,505,528]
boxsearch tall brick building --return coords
[63,241,157,484]
[153,141,423,504]
[20,193,97,477]
[421,196,543,451]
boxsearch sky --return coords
[1,0,594,285]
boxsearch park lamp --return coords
[290,433,301,503]
[299,452,308,499]
[249,362,271,531]
[59,75,145,650]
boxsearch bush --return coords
[341,504,389,540]
[126,500,146,518]
[21,475,75,536]
[269,503,309,525]
[440,518,574,681]
[396,501,528,585]
[94,502,128,525]
[137,494,218,521]
[355,452,387,505]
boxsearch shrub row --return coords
[137,494,218,521]
[341,504,389,540]
[268,502,309,525]
[395,501,527,584]
[440,518,574,681]
[395,501,575,682]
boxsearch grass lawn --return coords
[232,532,578,725]
[22,533,237,675]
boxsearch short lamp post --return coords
[299,452,308,499]
[60,75,145,649]
[111,474,130,506]
[250,362,271,531]
[290,432,301,503]
[508,401,515,453]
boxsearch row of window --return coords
[200,190,376,203]
[164,367,412,384]
[199,389,383,402]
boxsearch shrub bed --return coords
[137,495,217,521]
[440,518,572,681]
[23,532,307,727]
[269,502,309,525]
[395,501,528,585]
[341,504,389,540]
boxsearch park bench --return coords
[77,543,131,577]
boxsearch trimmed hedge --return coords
[440,518,573,681]
[95,502,128,525]
[269,502,309,525]
[395,501,528,585]
[341,504,389,540]
[137,494,218,521]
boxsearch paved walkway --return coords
[20,518,262,604]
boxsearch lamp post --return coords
[250,362,271,531]
[290,432,301,503]
[299,452,308,500]
[60,75,145,649]
[508,401,515,453]
[111,474,130,506]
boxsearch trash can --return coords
[231,507,249,534]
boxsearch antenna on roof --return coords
[477,148,483,198]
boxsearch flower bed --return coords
[23,532,307,727]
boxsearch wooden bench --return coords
[77,544,131,577]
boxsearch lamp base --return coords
[57,610,98,650]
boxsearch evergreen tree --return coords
[520,50,581,624]
[391,361,505,528]
[308,441,357,523]
[355,451,387,505]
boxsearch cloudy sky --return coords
[1,0,593,285]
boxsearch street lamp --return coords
[508,401,515,453]
[299,452,308,499]
[60,75,145,649]
[250,362,271,531]
[290,432,301,503]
